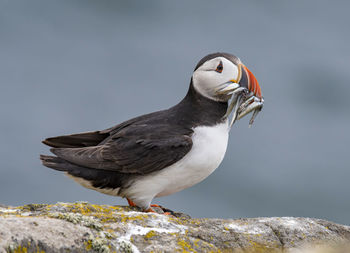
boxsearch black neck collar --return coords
[170,79,228,127]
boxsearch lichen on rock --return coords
[0,202,349,252]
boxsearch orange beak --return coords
[239,64,262,99]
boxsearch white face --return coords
[192,57,241,101]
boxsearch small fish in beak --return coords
[217,63,264,128]
[237,92,263,127]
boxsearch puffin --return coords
[40,52,263,213]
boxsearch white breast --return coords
[125,120,229,208]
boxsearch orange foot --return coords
[145,207,156,213]
[145,207,171,215]
[127,200,162,209]
[126,199,172,215]
[150,204,171,215]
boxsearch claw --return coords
[146,205,173,215]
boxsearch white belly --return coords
[125,120,229,208]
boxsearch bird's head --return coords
[192,52,263,127]
[192,52,261,102]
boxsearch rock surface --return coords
[0,202,349,253]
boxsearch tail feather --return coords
[42,131,109,148]
[40,155,129,190]
[40,155,81,172]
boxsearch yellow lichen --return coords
[6,245,46,253]
[20,204,47,212]
[193,239,200,248]
[245,240,281,253]
[12,246,27,253]
[144,230,158,239]
[120,213,148,223]
[85,240,92,251]
[177,239,196,253]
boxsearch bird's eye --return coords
[215,61,223,73]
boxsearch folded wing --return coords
[48,124,193,174]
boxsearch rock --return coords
[0,202,349,253]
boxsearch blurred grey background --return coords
[1,0,349,225]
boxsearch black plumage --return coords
[194,52,240,71]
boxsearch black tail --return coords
[40,155,83,172]
[40,155,130,190]
[42,131,109,148]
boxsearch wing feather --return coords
[50,124,193,174]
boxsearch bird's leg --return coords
[126,198,137,207]
[127,198,172,215]
[126,198,160,209]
